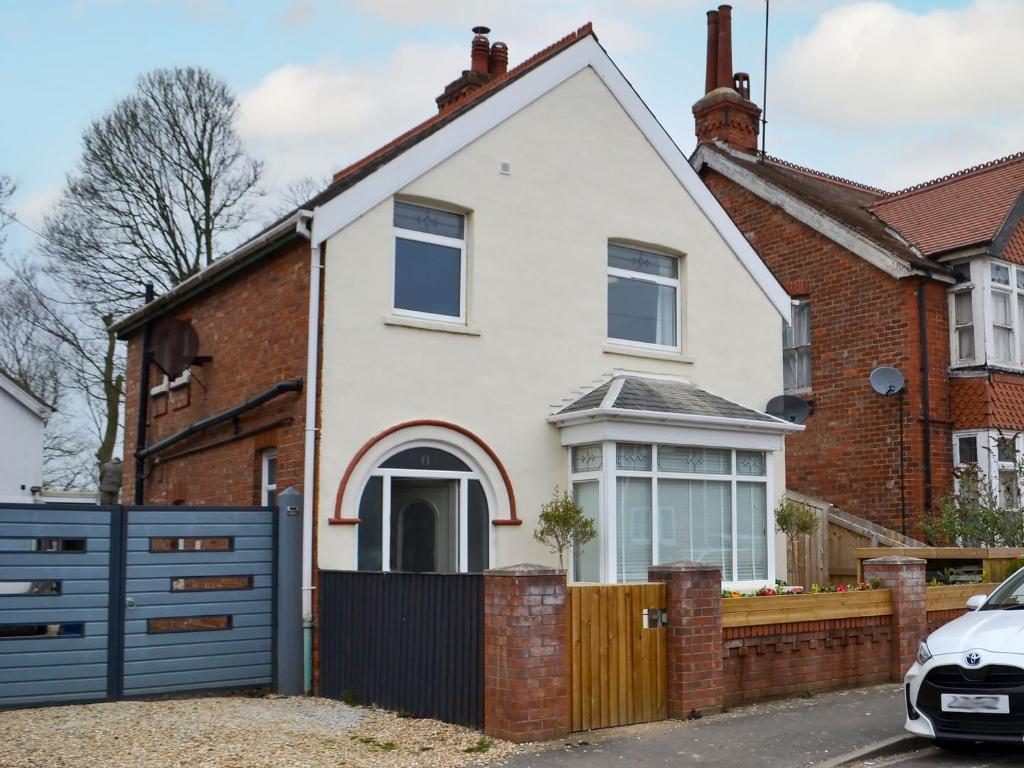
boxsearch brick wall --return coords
[722,616,891,706]
[483,565,570,743]
[926,608,967,634]
[702,169,952,536]
[121,234,311,507]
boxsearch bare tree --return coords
[38,67,263,478]
[45,67,263,314]
[270,175,329,219]
[0,174,14,257]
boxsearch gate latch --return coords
[642,608,667,629]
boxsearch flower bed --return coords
[722,579,880,598]
[721,583,892,629]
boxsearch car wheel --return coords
[935,738,973,752]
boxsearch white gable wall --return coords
[317,67,787,571]
[0,389,46,503]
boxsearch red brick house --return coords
[689,5,1024,537]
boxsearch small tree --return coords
[533,488,597,570]
[775,500,820,547]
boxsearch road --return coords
[853,744,1024,767]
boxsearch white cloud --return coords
[775,0,1024,130]
[238,43,466,188]
[279,0,315,27]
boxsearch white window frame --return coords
[357,440,494,573]
[783,297,811,393]
[949,258,1024,370]
[393,204,467,325]
[568,440,774,589]
[261,449,277,507]
[606,244,681,353]
[952,429,1023,509]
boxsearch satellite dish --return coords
[869,366,905,396]
[151,318,200,379]
[766,395,812,425]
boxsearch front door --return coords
[390,479,458,573]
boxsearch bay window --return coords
[570,441,772,586]
[949,258,1024,369]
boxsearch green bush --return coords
[533,488,597,570]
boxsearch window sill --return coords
[603,343,694,364]
[384,315,481,336]
[784,388,812,397]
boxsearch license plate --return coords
[941,693,1010,714]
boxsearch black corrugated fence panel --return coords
[319,571,484,729]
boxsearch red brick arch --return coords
[330,419,521,526]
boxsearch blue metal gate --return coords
[0,503,275,708]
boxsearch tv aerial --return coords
[765,394,812,425]
[869,366,905,396]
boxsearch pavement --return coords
[848,743,1024,767]
[497,684,916,768]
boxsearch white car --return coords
[905,568,1024,747]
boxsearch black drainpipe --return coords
[917,275,934,519]
[133,283,155,504]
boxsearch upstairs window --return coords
[991,263,1014,363]
[393,201,466,322]
[607,244,680,349]
[952,289,975,362]
[782,298,811,391]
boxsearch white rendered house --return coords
[0,370,52,504]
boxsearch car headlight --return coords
[917,639,932,666]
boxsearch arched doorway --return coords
[356,444,490,573]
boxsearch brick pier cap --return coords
[484,563,565,577]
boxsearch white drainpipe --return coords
[297,212,320,694]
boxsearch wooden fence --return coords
[855,547,1024,583]
[568,583,666,732]
[722,589,893,628]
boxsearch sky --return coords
[2,0,1023,256]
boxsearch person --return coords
[99,457,123,505]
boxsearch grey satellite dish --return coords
[869,366,905,396]
[766,395,812,425]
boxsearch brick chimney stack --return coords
[436,27,509,112]
[692,5,761,154]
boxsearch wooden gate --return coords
[569,583,666,731]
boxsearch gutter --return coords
[111,212,311,338]
[299,214,321,695]
[547,406,804,433]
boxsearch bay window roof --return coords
[550,375,801,434]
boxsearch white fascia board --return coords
[0,374,51,420]
[547,406,803,435]
[556,418,787,452]
[691,146,923,282]
[310,36,792,323]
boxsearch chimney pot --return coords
[716,4,733,90]
[471,26,491,74]
[489,41,509,76]
[705,10,719,94]
[733,72,750,100]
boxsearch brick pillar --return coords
[648,561,723,718]
[484,564,569,743]
[863,556,927,682]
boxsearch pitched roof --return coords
[556,375,783,425]
[695,143,934,271]
[0,368,53,419]
[870,151,1024,257]
[260,23,597,238]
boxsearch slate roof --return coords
[698,144,933,269]
[558,376,777,423]
[870,152,1024,257]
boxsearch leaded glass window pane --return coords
[572,444,603,473]
[608,244,678,278]
[394,201,464,238]
[958,436,978,464]
[616,477,652,582]
[616,443,652,471]
[736,451,766,477]
[657,446,730,475]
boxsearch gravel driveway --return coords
[0,694,525,768]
